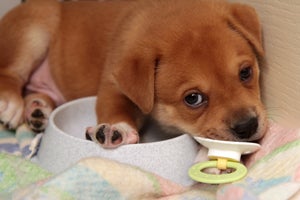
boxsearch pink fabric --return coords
[245,121,300,167]
[26,59,66,106]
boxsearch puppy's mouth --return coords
[205,116,267,142]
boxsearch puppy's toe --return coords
[0,97,24,129]
[25,98,53,133]
[86,123,139,149]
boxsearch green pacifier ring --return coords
[188,160,247,184]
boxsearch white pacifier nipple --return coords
[194,137,261,161]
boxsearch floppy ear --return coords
[112,51,156,114]
[229,3,264,57]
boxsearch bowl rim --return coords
[48,96,194,148]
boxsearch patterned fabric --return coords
[0,124,37,157]
[218,139,300,200]
[0,153,52,199]
[0,122,300,199]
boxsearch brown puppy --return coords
[0,0,267,148]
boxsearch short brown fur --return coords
[0,0,267,148]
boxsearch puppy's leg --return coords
[24,93,55,133]
[86,84,141,148]
[0,3,58,129]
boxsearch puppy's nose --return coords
[231,117,258,139]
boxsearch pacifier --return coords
[188,137,261,184]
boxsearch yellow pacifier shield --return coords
[188,160,247,184]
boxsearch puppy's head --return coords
[111,0,267,141]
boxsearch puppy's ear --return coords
[112,52,156,114]
[229,3,264,57]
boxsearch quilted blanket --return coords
[1,122,300,200]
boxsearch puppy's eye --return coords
[239,65,253,82]
[184,92,207,108]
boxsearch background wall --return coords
[1,1,300,128]
[229,0,300,128]
[0,0,20,18]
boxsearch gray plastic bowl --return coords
[32,97,198,186]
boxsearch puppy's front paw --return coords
[0,94,24,129]
[24,98,54,133]
[85,123,139,149]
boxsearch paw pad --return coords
[25,98,53,133]
[31,109,45,118]
[85,123,136,148]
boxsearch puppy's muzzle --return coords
[230,117,258,139]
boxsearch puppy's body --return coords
[0,0,267,148]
